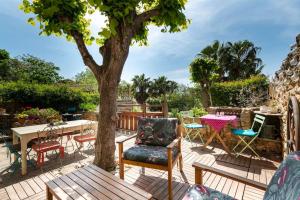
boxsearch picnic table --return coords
[200,114,238,154]
[46,164,152,200]
[11,120,97,175]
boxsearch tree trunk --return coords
[93,36,130,171]
[93,74,119,171]
[163,94,168,117]
[201,87,211,109]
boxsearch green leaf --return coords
[27,18,35,26]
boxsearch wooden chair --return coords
[117,118,183,200]
[32,126,64,167]
[182,151,300,199]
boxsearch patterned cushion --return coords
[135,118,178,147]
[182,185,236,200]
[123,145,179,166]
[263,151,300,200]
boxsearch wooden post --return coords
[118,143,124,179]
[167,148,173,200]
[46,186,53,200]
[195,167,203,185]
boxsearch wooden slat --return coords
[46,180,72,200]
[89,164,152,199]
[67,172,110,200]
[73,170,122,200]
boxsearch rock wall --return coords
[270,34,300,155]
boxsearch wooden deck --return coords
[0,132,279,200]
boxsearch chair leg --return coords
[179,154,183,172]
[168,169,173,200]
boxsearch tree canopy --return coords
[198,40,264,81]
[131,74,151,105]
[150,76,177,97]
[0,50,62,84]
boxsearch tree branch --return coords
[133,8,160,32]
[71,30,102,76]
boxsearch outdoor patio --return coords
[0,132,279,200]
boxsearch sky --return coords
[0,0,299,85]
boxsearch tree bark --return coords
[93,35,130,171]
[201,87,211,109]
[163,94,168,117]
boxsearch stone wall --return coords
[270,34,300,155]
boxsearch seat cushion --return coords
[184,123,205,129]
[135,118,178,147]
[123,145,179,166]
[231,129,257,137]
[73,134,96,143]
[263,151,300,200]
[182,184,236,200]
[32,141,61,152]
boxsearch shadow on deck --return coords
[0,133,279,200]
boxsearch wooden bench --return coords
[46,164,152,200]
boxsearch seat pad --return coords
[32,141,61,152]
[185,123,205,129]
[74,134,96,143]
[123,145,179,166]
[231,129,257,137]
[182,184,236,200]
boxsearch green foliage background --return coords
[0,82,99,113]
[211,75,269,107]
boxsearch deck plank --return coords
[0,133,279,200]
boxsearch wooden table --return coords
[200,114,238,155]
[11,120,97,175]
[46,164,152,200]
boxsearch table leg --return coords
[12,132,18,161]
[46,186,53,200]
[203,131,217,148]
[215,134,231,155]
[21,138,28,175]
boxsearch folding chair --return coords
[181,111,206,145]
[0,130,35,175]
[73,122,96,157]
[231,114,265,158]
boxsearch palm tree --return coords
[131,74,151,111]
[198,40,226,81]
[189,58,220,108]
[223,40,263,80]
[150,76,178,116]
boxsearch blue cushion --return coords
[231,129,257,137]
[182,184,236,200]
[184,123,205,129]
[263,151,300,200]
[123,145,179,166]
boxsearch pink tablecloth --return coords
[200,114,238,133]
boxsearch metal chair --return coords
[73,122,96,156]
[0,130,35,175]
[181,112,206,145]
[231,114,265,158]
[32,126,64,167]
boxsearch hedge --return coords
[211,75,269,107]
[0,82,99,113]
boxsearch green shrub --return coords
[0,81,99,113]
[80,103,97,112]
[191,107,208,117]
[18,108,61,123]
[211,75,269,107]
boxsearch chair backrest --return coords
[81,121,96,136]
[135,118,178,147]
[250,114,265,134]
[263,151,300,199]
[37,125,61,145]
